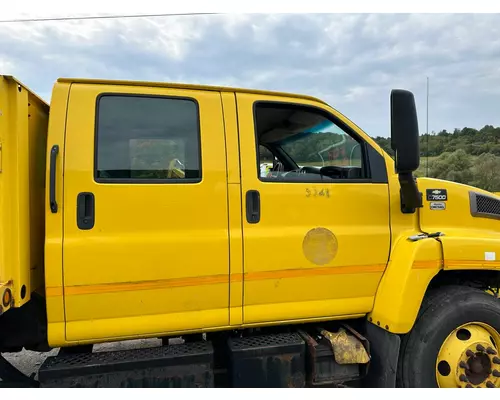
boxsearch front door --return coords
[236,93,391,325]
[63,84,230,342]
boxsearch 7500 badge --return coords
[426,189,448,201]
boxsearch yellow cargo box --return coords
[0,76,49,314]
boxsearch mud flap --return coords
[320,327,370,365]
[362,322,400,388]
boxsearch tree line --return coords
[373,125,500,192]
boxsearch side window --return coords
[254,102,367,182]
[95,95,201,182]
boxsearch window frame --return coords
[252,100,373,184]
[93,93,202,184]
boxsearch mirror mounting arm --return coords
[398,172,423,214]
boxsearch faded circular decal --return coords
[302,227,338,265]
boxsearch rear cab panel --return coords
[0,76,49,315]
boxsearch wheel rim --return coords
[436,322,500,388]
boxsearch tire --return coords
[396,285,500,388]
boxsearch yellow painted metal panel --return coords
[221,92,244,326]
[221,92,241,185]
[244,297,375,325]
[0,76,48,315]
[235,92,391,324]
[62,83,230,342]
[228,184,243,326]
[441,235,500,270]
[369,233,443,334]
[419,178,500,236]
[45,80,71,346]
[372,228,500,335]
[385,168,421,246]
[56,77,327,106]
[27,85,50,295]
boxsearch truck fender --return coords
[368,231,443,334]
[440,235,500,272]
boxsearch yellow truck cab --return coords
[1,75,500,388]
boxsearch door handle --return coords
[49,145,59,213]
[246,190,260,224]
[77,192,95,230]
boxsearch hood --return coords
[417,177,500,236]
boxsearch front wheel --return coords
[397,285,500,388]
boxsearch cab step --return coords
[228,332,306,387]
[38,341,214,388]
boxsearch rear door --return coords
[62,83,230,342]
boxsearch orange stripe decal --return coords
[65,274,229,296]
[230,273,243,283]
[445,260,500,269]
[45,259,499,297]
[412,260,442,269]
[45,287,64,297]
[45,264,387,297]
[245,264,386,281]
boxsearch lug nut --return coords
[459,361,470,370]
[459,374,469,382]
[493,356,500,364]
[477,344,486,352]
[466,350,476,358]
[487,347,497,355]
[492,370,500,377]
[486,381,496,388]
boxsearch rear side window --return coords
[95,95,201,182]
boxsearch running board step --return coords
[228,332,306,387]
[38,341,214,388]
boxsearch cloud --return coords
[1,13,500,137]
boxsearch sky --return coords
[2,12,500,138]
